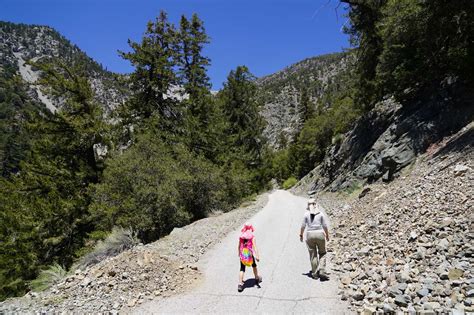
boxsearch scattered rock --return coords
[417,288,430,298]
[322,142,473,314]
[0,192,270,314]
[453,164,470,176]
[394,294,411,307]
[448,269,464,280]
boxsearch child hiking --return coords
[238,222,262,292]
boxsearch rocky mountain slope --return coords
[0,21,128,115]
[256,52,351,147]
[0,195,269,313]
[320,122,473,314]
[293,85,474,194]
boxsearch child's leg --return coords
[252,266,259,279]
[239,262,245,284]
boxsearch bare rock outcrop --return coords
[320,124,473,313]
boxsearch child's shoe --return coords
[238,283,244,292]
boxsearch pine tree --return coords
[298,87,315,125]
[219,66,266,168]
[9,59,107,270]
[177,14,218,158]
[119,11,180,126]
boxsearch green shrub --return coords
[30,263,67,292]
[90,131,244,243]
[282,177,298,189]
[343,180,363,196]
[75,227,139,270]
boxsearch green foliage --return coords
[282,177,298,190]
[0,179,38,300]
[119,11,180,127]
[271,148,291,183]
[0,64,37,177]
[298,87,315,124]
[30,263,67,292]
[0,60,109,300]
[90,131,253,242]
[75,227,139,270]
[344,0,474,108]
[218,66,266,166]
[289,93,360,178]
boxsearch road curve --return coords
[134,190,352,314]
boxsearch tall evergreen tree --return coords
[298,87,315,127]
[2,59,108,279]
[119,11,180,127]
[177,14,218,158]
[219,66,266,168]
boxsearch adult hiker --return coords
[299,198,330,280]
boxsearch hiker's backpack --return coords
[239,237,254,266]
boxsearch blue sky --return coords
[1,0,350,88]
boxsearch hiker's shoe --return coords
[319,273,329,281]
[238,283,244,292]
[256,275,262,284]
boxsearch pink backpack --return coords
[239,223,255,266]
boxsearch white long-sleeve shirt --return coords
[301,207,328,231]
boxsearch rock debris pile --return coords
[0,195,268,313]
[322,129,473,314]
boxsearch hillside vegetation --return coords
[0,14,270,300]
[271,0,473,187]
[1,0,473,305]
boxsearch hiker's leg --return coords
[251,256,258,278]
[315,232,328,278]
[252,266,259,279]
[239,262,245,284]
[306,232,318,277]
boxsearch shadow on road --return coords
[302,271,329,282]
[241,278,261,291]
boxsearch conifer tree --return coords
[219,66,266,168]
[120,11,180,127]
[298,87,315,125]
[177,14,217,158]
[10,60,107,269]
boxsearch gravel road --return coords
[134,190,351,314]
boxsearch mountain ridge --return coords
[0,21,128,115]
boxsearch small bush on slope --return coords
[282,177,298,189]
[30,263,67,292]
[75,227,139,270]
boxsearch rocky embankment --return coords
[321,123,473,314]
[0,195,269,314]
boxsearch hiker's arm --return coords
[300,215,306,242]
[253,238,260,261]
[321,214,330,241]
[323,226,330,241]
[237,241,240,257]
